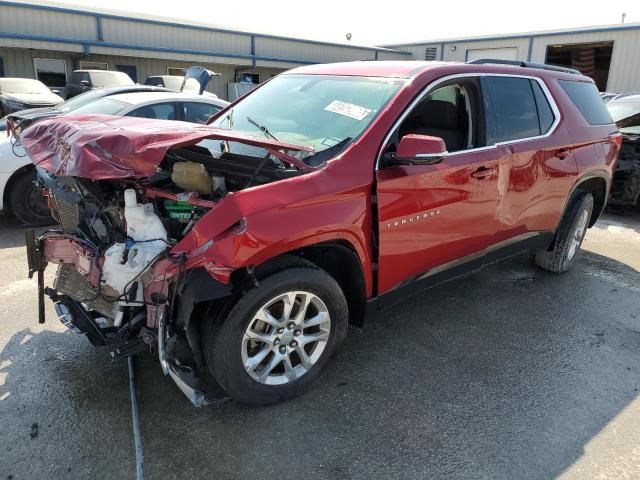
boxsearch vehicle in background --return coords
[606,93,640,208]
[64,70,135,99]
[600,92,620,103]
[1,85,172,133]
[19,60,619,407]
[1,92,228,226]
[145,66,221,97]
[0,78,64,116]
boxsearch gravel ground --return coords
[1,211,639,479]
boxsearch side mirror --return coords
[79,80,90,87]
[387,134,448,166]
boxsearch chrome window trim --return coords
[375,72,562,170]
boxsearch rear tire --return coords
[204,267,348,406]
[7,170,54,227]
[535,190,594,273]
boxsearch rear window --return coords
[559,80,613,125]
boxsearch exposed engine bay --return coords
[20,114,320,405]
[609,133,640,208]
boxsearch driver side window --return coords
[396,79,484,154]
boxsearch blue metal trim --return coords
[83,44,90,55]
[439,42,445,61]
[96,16,103,41]
[527,37,533,61]
[0,0,410,55]
[0,32,317,65]
[384,23,640,48]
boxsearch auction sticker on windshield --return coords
[324,100,372,121]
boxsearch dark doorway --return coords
[545,42,613,91]
[0,57,4,77]
[116,64,138,83]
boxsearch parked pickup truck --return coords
[20,60,620,406]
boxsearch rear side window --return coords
[531,81,555,134]
[483,76,543,143]
[559,80,613,125]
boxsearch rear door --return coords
[481,75,579,242]
[375,77,506,294]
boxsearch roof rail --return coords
[467,58,581,75]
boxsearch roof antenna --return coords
[621,12,627,24]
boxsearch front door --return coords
[375,78,505,294]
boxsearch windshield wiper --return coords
[303,137,352,167]
[246,115,280,142]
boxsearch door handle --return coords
[470,166,496,179]
[556,148,571,160]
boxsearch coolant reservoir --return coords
[123,188,167,242]
[172,162,213,195]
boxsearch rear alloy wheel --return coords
[8,170,54,226]
[535,190,594,273]
[206,267,348,405]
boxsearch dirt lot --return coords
[1,211,639,480]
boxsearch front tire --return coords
[204,267,348,406]
[8,170,54,226]
[535,190,594,273]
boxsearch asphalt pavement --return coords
[1,212,639,479]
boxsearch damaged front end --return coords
[609,132,640,207]
[20,114,317,406]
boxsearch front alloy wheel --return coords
[242,291,331,385]
[205,267,348,406]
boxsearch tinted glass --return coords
[71,72,89,84]
[34,59,67,88]
[531,81,555,134]
[70,98,128,115]
[559,80,613,125]
[484,76,540,143]
[183,102,221,124]
[127,102,177,120]
[144,77,164,87]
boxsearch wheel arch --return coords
[235,240,368,327]
[571,172,609,227]
[2,163,35,212]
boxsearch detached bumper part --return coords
[53,302,82,334]
[157,306,209,407]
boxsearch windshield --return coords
[0,79,52,95]
[58,89,113,113]
[69,98,128,116]
[607,102,640,134]
[210,74,403,155]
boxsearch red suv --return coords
[21,60,620,406]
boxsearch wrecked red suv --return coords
[21,60,620,406]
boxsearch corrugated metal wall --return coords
[393,27,640,92]
[529,30,640,92]
[0,2,407,74]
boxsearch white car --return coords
[1,91,229,225]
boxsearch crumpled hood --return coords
[19,114,315,179]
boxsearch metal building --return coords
[386,24,640,93]
[0,0,409,99]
